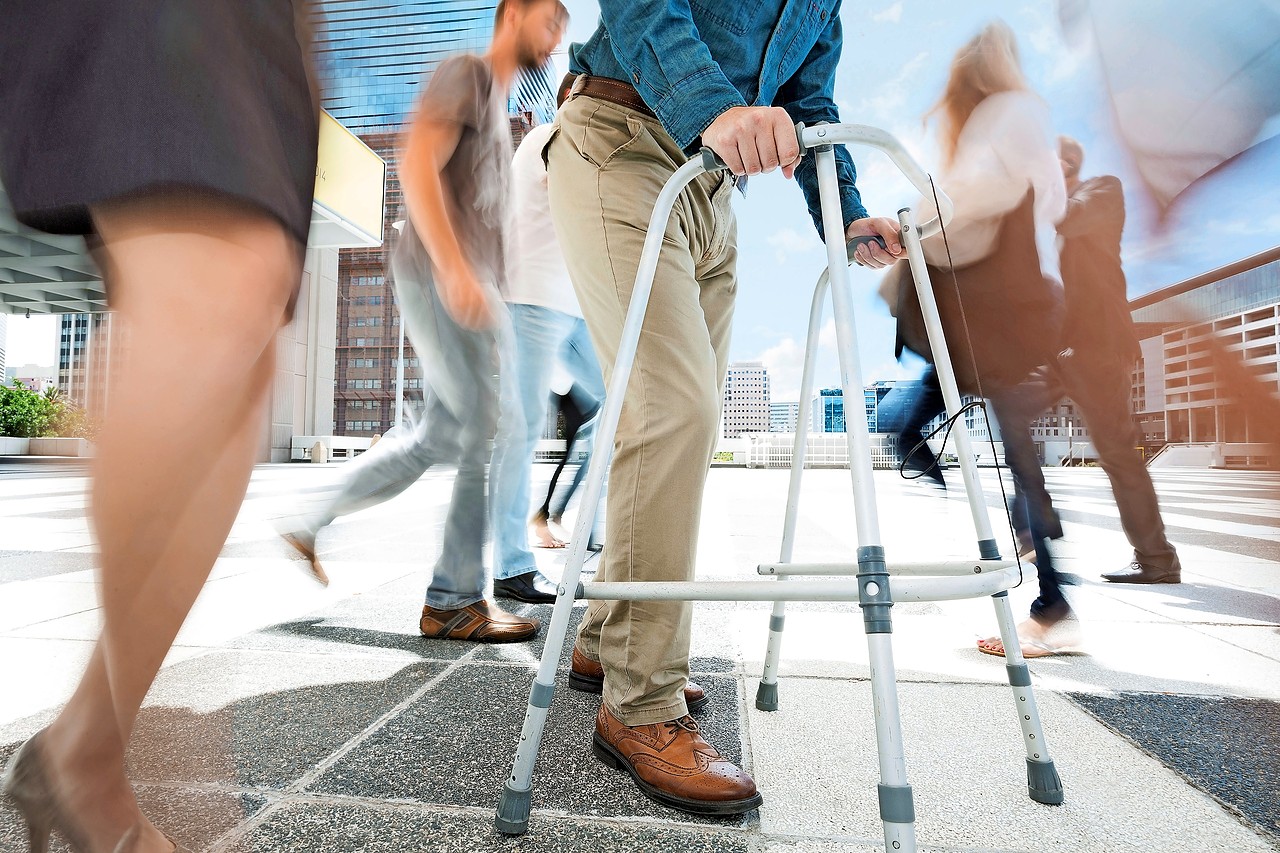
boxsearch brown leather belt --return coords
[569,74,656,119]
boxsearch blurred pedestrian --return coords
[0,3,318,849]
[547,1,903,815]
[880,22,1076,654]
[488,71,605,603]
[281,0,567,642]
[987,138,1182,596]
[531,374,601,550]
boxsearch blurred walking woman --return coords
[889,21,1069,629]
[0,3,318,850]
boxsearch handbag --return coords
[892,191,1062,395]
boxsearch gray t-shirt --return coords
[401,53,512,294]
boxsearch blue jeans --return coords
[303,231,509,610]
[490,304,604,580]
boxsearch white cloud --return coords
[767,226,821,264]
[755,336,807,400]
[872,1,903,24]
[850,51,930,129]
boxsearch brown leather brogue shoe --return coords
[568,647,710,713]
[592,705,762,815]
[419,600,539,643]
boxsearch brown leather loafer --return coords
[569,647,710,712]
[419,600,539,643]
[592,706,761,815]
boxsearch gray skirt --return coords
[0,0,319,245]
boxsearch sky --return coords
[8,1,1278,392]
[551,0,1280,401]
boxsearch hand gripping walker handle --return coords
[698,122,883,266]
[699,121,809,173]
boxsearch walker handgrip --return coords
[699,123,807,173]
[847,235,887,265]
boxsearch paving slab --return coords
[748,679,1272,853]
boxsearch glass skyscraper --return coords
[312,1,494,135]
[312,1,557,134]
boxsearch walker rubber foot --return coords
[495,782,533,835]
[1026,758,1064,805]
[755,680,779,712]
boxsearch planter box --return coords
[0,436,31,455]
[29,437,94,457]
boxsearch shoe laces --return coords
[662,716,699,737]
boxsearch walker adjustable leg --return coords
[814,140,917,852]
[758,269,829,712]
[991,591,1063,805]
[897,206,1063,808]
[859,546,918,852]
[496,574,578,833]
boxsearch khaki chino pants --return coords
[546,95,737,726]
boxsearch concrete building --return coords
[723,361,770,437]
[1129,246,1280,467]
[0,313,6,380]
[5,363,55,393]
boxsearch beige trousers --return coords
[546,95,737,726]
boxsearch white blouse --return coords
[918,89,1067,281]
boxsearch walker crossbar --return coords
[574,567,1020,604]
[495,123,1062,852]
[757,558,1017,576]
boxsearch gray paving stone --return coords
[126,653,447,789]
[226,801,750,853]
[307,662,752,826]
[0,784,265,853]
[1070,692,1280,845]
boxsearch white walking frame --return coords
[494,123,1063,853]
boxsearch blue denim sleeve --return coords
[598,0,747,150]
[777,11,869,240]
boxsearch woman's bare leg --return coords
[38,196,296,850]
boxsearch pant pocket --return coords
[573,101,648,169]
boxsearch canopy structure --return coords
[0,110,385,316]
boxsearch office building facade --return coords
[722,361,770,437]
[811,388,845,433]
[770,401,801,433]
[1129,246,1280,466]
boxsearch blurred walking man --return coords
[283,0,568,642]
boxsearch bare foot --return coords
[530,518,565,549]
[977,617,1084,658]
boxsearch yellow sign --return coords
[313,111,386,246]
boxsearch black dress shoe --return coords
[1101,561,1181,584]
[493,570,559,603]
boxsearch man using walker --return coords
[546,2,902,814]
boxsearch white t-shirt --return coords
[919,89,1067,282]
[506,122,582,317]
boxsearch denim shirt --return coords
[570,0,868,238]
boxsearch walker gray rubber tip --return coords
[1026,758,1064,805]
[495,782,533,835]
[755,680,779,712]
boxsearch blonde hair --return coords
[927,21,1028,167]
